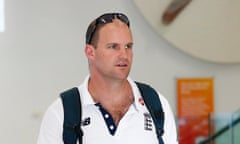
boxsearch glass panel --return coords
[178,113,234,144]
[191,111,240,144]
[232,109,240,144]
[212,113,233,144]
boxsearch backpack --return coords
[60,82,164,144]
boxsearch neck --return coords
[88,75,129,102]
[88,75,134,124]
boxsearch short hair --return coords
[85,12,130,46]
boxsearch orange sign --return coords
[177,78,214,116]
[177,78,214,144]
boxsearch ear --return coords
[85,44,95,59]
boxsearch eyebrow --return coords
[127,42,134,46]
[105,42,133,47]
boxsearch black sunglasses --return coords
[86,13,130,44]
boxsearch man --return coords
[37,12,178,144]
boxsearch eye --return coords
[125,43,133,49]
[108,44,118,49]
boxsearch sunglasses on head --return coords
[86,13,130,44]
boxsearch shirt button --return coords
[109,125,115,130]
[104,114,109,119]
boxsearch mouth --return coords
[116,63,128,67]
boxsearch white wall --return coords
[0,0,240,143]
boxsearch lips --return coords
[116,63,127,67]
[116,62,128,67]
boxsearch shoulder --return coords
[42,98,64,124]
[37,98,64,144]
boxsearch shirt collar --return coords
[78,75,144,111]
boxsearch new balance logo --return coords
[82,117,91,126]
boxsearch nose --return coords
[119,47,128,59]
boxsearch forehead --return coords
[97,20,133,43]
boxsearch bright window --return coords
[0,0,4,32]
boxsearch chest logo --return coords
[138,98,145,106]
[144,113,153,131]
[81,117,91,126]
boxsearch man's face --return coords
[87,19,133,81]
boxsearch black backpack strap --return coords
[60,87,83,144]
[136,82,165,144]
